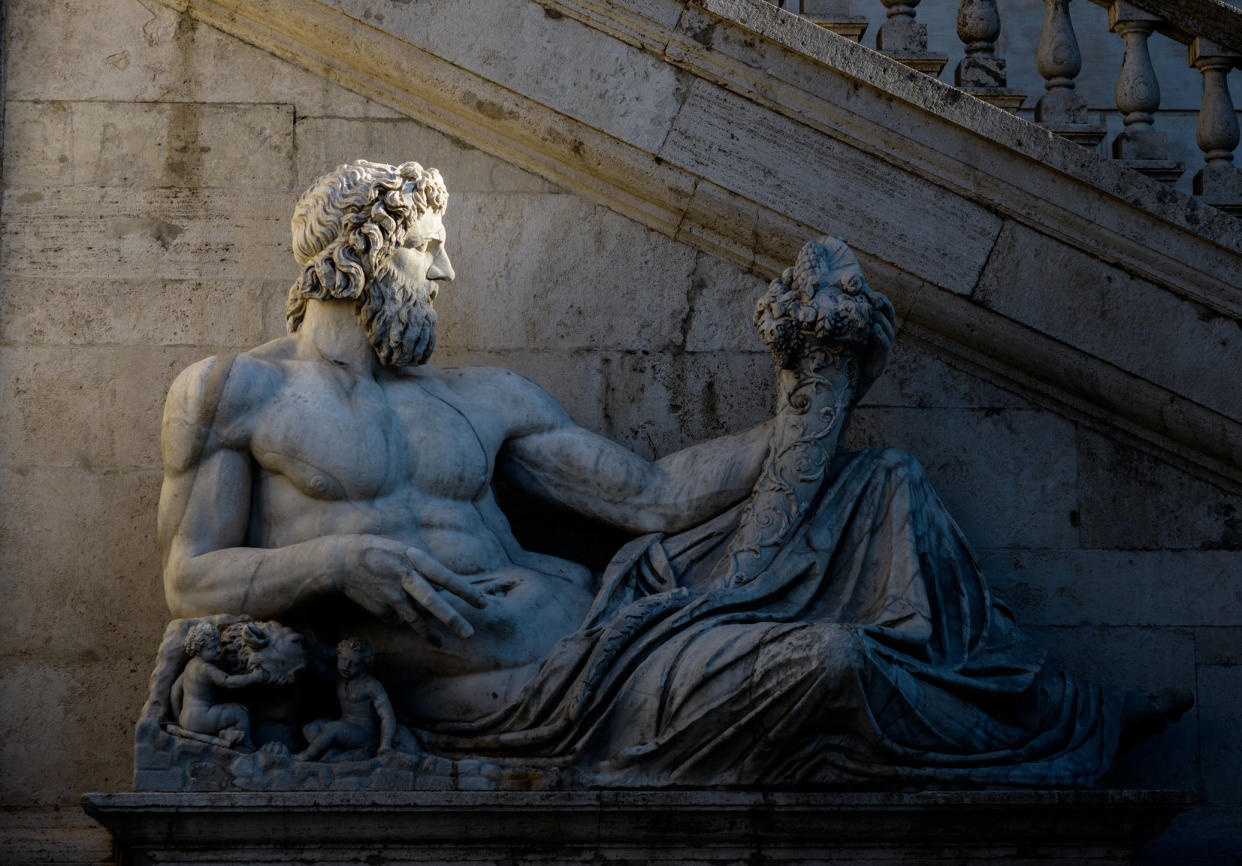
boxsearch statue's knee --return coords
[809,624,864,672]
[767,623,863,685]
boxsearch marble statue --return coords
[294,638,398,762]
[134,159,1186,791]
[170,621,269,749]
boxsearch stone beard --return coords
[361,259,438,367]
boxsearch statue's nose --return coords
[428,248,455,283]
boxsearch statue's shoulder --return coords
[162,339,295,471]
[431,364,570,434]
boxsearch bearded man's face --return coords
[359,209,454,367]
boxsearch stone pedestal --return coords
[83,789,1194,865]
[1193,163,1242,216]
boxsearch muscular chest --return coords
[249,369,493,501]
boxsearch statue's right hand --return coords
[339,536,486,639]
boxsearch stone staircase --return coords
[785,0,1242,209]
[154,0,1242,494]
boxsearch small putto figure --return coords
[172,621,269,749]
[295,637,397,762]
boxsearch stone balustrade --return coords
[770,0,1242,215]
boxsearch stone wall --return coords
[0,0,1238,862]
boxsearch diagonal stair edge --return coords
[150,0,1242,488]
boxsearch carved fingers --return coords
[400,572,475,639]
[348,537,484,640]
[404,547,487,609]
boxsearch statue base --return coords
[83,789,1193,864]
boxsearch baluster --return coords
[877,0,947,76]
[799,0,869,43]
[1189,37,1242,216]
[1108,1,1183,183]
[955,0,1025,110]
[1035,0,1105,147]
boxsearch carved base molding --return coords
[83,789,1193,865]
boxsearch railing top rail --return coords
[1083,0,1242,57]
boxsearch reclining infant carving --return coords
[135,159,1187,791]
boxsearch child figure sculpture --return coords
[172,621,269,749]
[295,638,397,762]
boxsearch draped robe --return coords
[421,447,1121,787]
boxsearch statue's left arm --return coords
[493,373,774,534]
[490,237,895,536]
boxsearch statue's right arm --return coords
[158,357,483,634]
[158,356,341,619]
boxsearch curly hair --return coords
[183,621,221,657]
[286,160,449,333]
[337,636,375,667]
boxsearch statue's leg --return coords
[215,702,254,749]
[295,721,346,762]
[588,621,871,786]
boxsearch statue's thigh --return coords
[653,621,864,730]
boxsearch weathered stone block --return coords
[659,79,1003,297]
[844,407,1079,549]
[1197,664,1242,804]
[0,468,166,658]
[979,549,1242,627]
[859,338,1035,410]
[437,193,696,351]
[0,807,114,866]
[1195,627,1242,666]
[326,0,686,154]
[1193,163,1242,212]
[294,117,558,193]
[81,790,1197,865]
[1,188,294,282]
[4,0,398,117]
[676,177,762,269]
[1113,127,1171,162]
[1140,805,1242,864]
[0,657,150,806]
[1,101,74,188]
[0,346,231,471]
[5,101,294,190]
[1076,429,1242,551]
[956,54,1008,90]
[0,278,276,348]
[73,101,293,189]
[974,221,1242,423]
[592,351,773,457]
[682,253,769,354]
